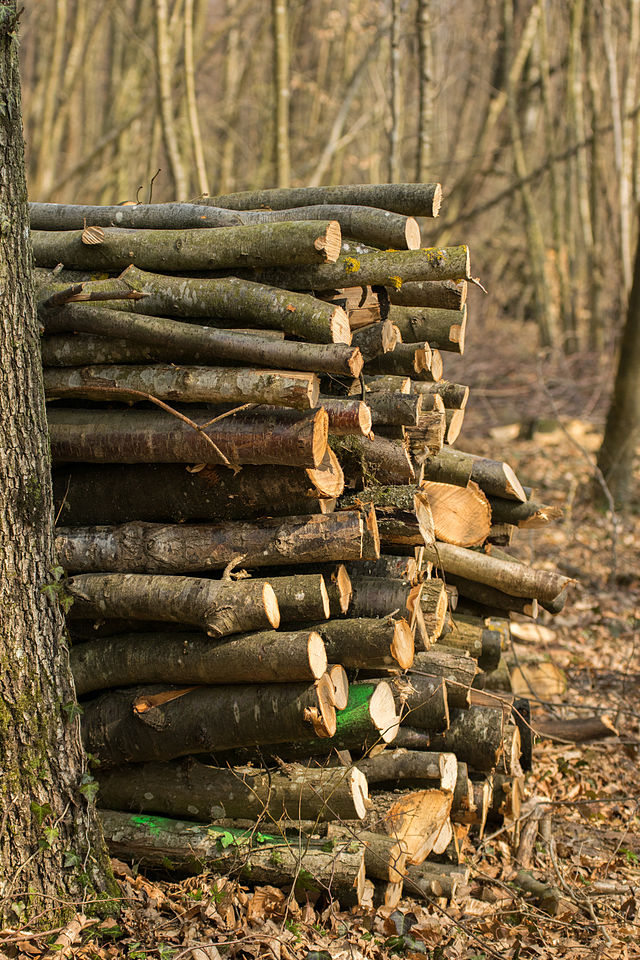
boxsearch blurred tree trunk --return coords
[0,4,116,921]
[597,220,640,508]
[416,0,433,181]
[389,0,402,181]
[272,0,291,187]
[184,0,208,195]
[154,0,188,198]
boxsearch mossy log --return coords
[388,305,467,354]
[236,246,470,291]
[71,628,328,694]
[389,279,466,310]
[412,380,470,408]
[96,759,369,823]
[56,511,372,574]
[200,182,442,217]
[52,454,342,527]
[40,304,362,375]
[66,573,279,638]
[357,749,457,791]
[429,705,520,773]
[82,677,336,764]
[411,648,478,709]
[29,201,245,230]
[41,266,352,343]
[421,480,491,548]
[423,541,573,603]
[235,204,421,249]
[44,363,320,409]
[311,617,414,670]
[340,486,434,548]
[99,810,365,901]
[350,319,400,360]
[331,434,415,486]
[31,220,342,271]
[48,407,328,468]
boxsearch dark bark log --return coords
[365,341,432,377]
[363,392,423,426]
[30,201,244,230]
[40,304,363,375]
[487,496,563,528]
[391,727,432,750]
[96,758,369,822]
[82,679,335,764]
[200,183,443,217]
[395,674,450,732]
[314,399,372,436]
[331,434,415,486]
[235,204,421,249]
[66,573,280,638]
[32,220,342,270]
[48,407,328,468]
[412,380,470,408]
[99,809,365,900]
[357,749,457,791]
[41,265,352,343]
[390,278,467,309]
[44,363,319,409]
[445,574,538,618]
[235,246,471,291]
[411,648,477,709]
[71,628,328,694]
[350,320,400,360]
[429,705,519,772]
[311,617,414,670]
[347,556,418,582]
[432,448,525,501]
[348,577,423,628]
[388,305,467,354]
[340,486,434,548]
[56,512,369,574]
[533,714,618,742]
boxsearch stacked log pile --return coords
[31,183,571,908]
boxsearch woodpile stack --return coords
[32,183,571,908]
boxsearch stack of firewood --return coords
[31,183,571,907]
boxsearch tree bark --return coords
[82,679,335,765]
[236,204,421,249]
[311,617,414,670]
[411,648,477,708]
[365,341,432,377]
[48,407,328,468]
[388,305,467,354]
[487,495,562,528]
[445,574,538,618]
[350,319,400,361]
[66,573,280,638]
[200,182,443,217]
[29,202,245,230]
[96,758,369,823]
[331,434,415,486]
[412,380,470,408]
[429,705,520,773]
[363,392,423,426]
[0,6,116,921]
[390,279,466,309]
[358,749,457,791]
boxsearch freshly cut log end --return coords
[404,217,422,249]
[330,305,352,345]
[315,673,338,737]
[307,445,345,499]
[314,220,342,262]
[308,631,329,679]
[391,619,415,670]
[328,664,349,710]
[431,184,443,218]
[445,409,465,445]
[261,583,280,630]
[371,681,401,744]
[351,768,370,820]
[421,480,491,548]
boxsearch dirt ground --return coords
[2,307,639,960]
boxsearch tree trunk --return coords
[390,279,466,310]
[237,204,421,249]
[388,305,466,354]
[0,6,115,922]
[29,201,244,229]
[271,0,291,187]
[201,182,443,217]
[310,616,414,670]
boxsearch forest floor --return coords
[3,312,640,960]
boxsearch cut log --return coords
[312,616,414,670]
[450,762,475,821]
[328,664,350,710]
[365,342,432,377]
[363,392,423,426]
[488,773,524,823]
[412,380,470,409]
[315,399,372,436]
[419,578,449,644]
[71,628,328,694]
[326,827,407,885]
[29,201,245,230]
[48,407,328,468]
[96,758,369,822]
[358,750,457,792]
[234,204,421,249]
[348,576,423,627]
[421,480,490,548]
[82,677,336,764]
[320,563,352,616]
[42,265,353,343]
[44,363,320,409]
[411,649,477,709]
[430,448,526,501]
[314,285,390,328]
[32,220,343,270]
[331,434,415,486]
[390,279,467,309]
[394,675,450,732]
[421,449,473,487]
[487,496,563,528]
[340,486,434,548]
[99,810,365,900]
[429,705,518,772]
[380,789,453,865]
[40,304,362,375]
[388,305,467,354]
[533,714,618,743]
[406,411,446,461]
[422,541,573,603]
[347,555,418,582]
[445,574,538,618]
[351,320,400,360]
[445,409,465,444]
[56,512,370,574]
[237,246,471,291]
[389,727,432,751]
[66,573,280,638]
[404,862,470,900]
[363,374,411,394]
[200,183,443,217]
[53,454,343,526]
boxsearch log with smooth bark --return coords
[362,374,410,394]
[412,380,470,408]
[235,204,421,250]
[52,454,343,526]
[96,758,369,822]
[314,399,372,436]
[421,480,491,548]
[44,364,319,409]
[423,541,573,603]
[70,628,328,694]
[29,201,245,230]
[236,246,471,291]
[390,279,466,309]
[41,266,352,343]
[66,573,279,638]
[357,750,457,791]
[311,617,414,670]
[362,392,423,426]
[48,407,328,468]
[429,705,519,772]
[411,648,477,709]
[350,320,400,360]
[388,305,467,354]
[348,577,423,627]
[347,555,418,582]
[200,183,443,217]
[366,342,432,378]
[99,810,365,899]
[82,678,336,764]
[40,304,363,375]
[487,496,563,528]
[56,512,371,574]
[331,435,414,486]
[431,448,525,501]
[445,574,538,618]
[421,448,473,487]
[32,220,343,271]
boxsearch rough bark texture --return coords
[310,617,414,670]
[0,10,116,921]
[29,201,244,229]
[388,305,467,353]
[390,279,466,309]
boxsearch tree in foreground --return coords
[0,4,116,925]
[597,221,640,509]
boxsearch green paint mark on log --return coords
[334,683,376,734]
